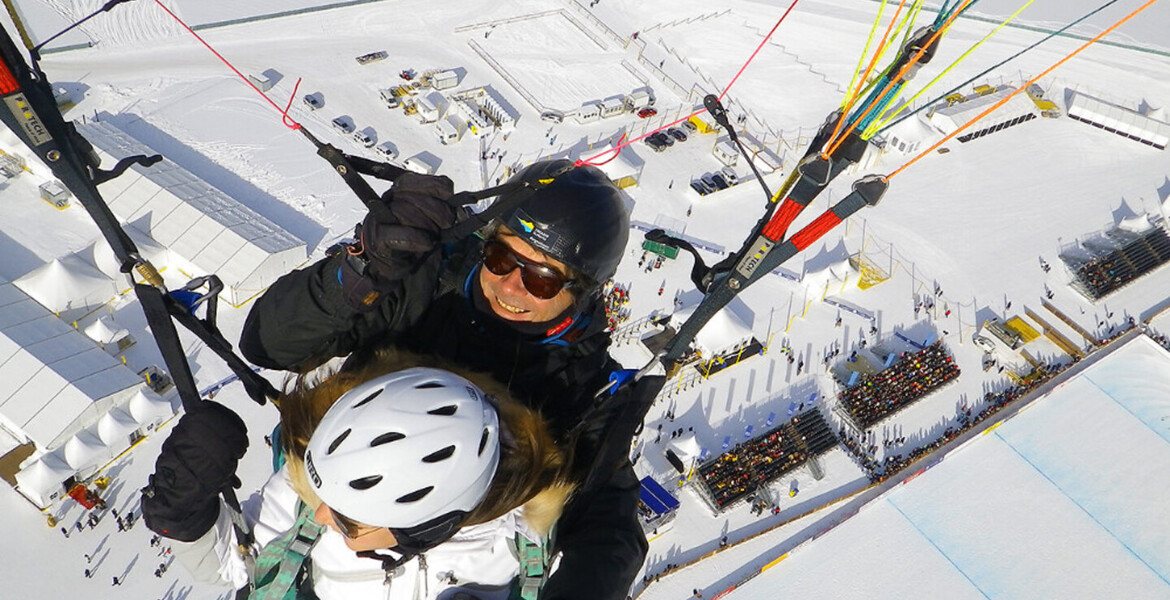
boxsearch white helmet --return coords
[304,367,501,530]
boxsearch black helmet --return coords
[497,159,629,287]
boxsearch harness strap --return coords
[248,501,324,600]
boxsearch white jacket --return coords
[176,465,535,600]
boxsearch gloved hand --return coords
[361,172,457,277]
[141,401,248,542]
[338,173,457,311]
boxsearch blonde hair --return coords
[279,348,574,534]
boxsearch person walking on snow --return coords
[239,160,654,600]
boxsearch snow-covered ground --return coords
[2,1,1169,599]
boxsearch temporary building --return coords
[76,121,307,305]
[14,253,119,318]
[928,85,1037,142]
[13,449,73,508]
[1067,90,1170,150]
[83,315,134,355]
[96,406,140,447]
[671,300,754,356]
[592,140,643,188]
[62,427,108,472]
[126,387,174,427]
[0,278,150,508]
[87,232,170,285]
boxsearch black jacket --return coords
[240,238,649,600]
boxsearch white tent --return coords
[62,427,109,471]
[82,315,133,354]
[1067,90,1170,150]
[127,387,174,426]
[668,432,703,465]
[13,254,119,317]
[87,233,171,283]
[1117,213,1154,233]
[14,449,74,508]
[672,303,754,355]
[77,121,307,305]
[96,406,140,447]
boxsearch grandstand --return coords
[1062,222,1170,300]
[837,341,961,429]
[694,409,836,512]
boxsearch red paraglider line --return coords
[152,0,302,130]
[578,0,802,167]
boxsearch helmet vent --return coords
[427,404,458,416]
[396,486,434,503]
[349,475,383,490]
[414,381,445,390]
[351,388,383,408]
[422,445,456,463]
[478,429,490,456]
[370,431,406,447]
[327,429,352,455]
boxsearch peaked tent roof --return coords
[13,253,119,316]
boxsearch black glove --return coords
[361,173,457,276]
[338,173,457,311]
[141,401,248,542]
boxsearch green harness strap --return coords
[508,530,553,600]
[247,501,325,600]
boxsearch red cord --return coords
[152,0,301,130]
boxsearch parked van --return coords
[379,89,400,109]
[435,119,461,145]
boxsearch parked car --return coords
[644,134,668,152]
[720,166,739,185]
[303,94,323,110]
[667,127,687,142]
[353,130,375,147]
[331,116,354,133]
[682,119,698,132]
[711,173,730,189]
[375,141,398,159]
[637,107,658,118]
[541,111,564,124]
[379,89,400,109]
[700,172,719,191]
[657,131,674,147]
[690,180,708,195]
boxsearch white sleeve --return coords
[172,466,302,589]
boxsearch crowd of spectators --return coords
[601,280,632,330]
[1068,227,1170,299]
[840,358,1075,483]
[838,341,960,429]
[697,410,834,510]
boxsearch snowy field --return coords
[1,1,1170,599]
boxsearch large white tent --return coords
[1067,90,1170,150]
[0,279,153,508]
[13,253,119,318]
[12,449,73,509]
[76,120,307,305]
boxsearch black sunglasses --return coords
[482,239,574,300]
[328,506,382,540]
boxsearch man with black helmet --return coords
[240,159,649,599]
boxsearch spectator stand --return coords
[1060,215,1170,300]
[835,340,961,430]
[694,409,837,514]
[638,476,681,535]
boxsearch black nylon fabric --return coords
[141,401,249,542]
